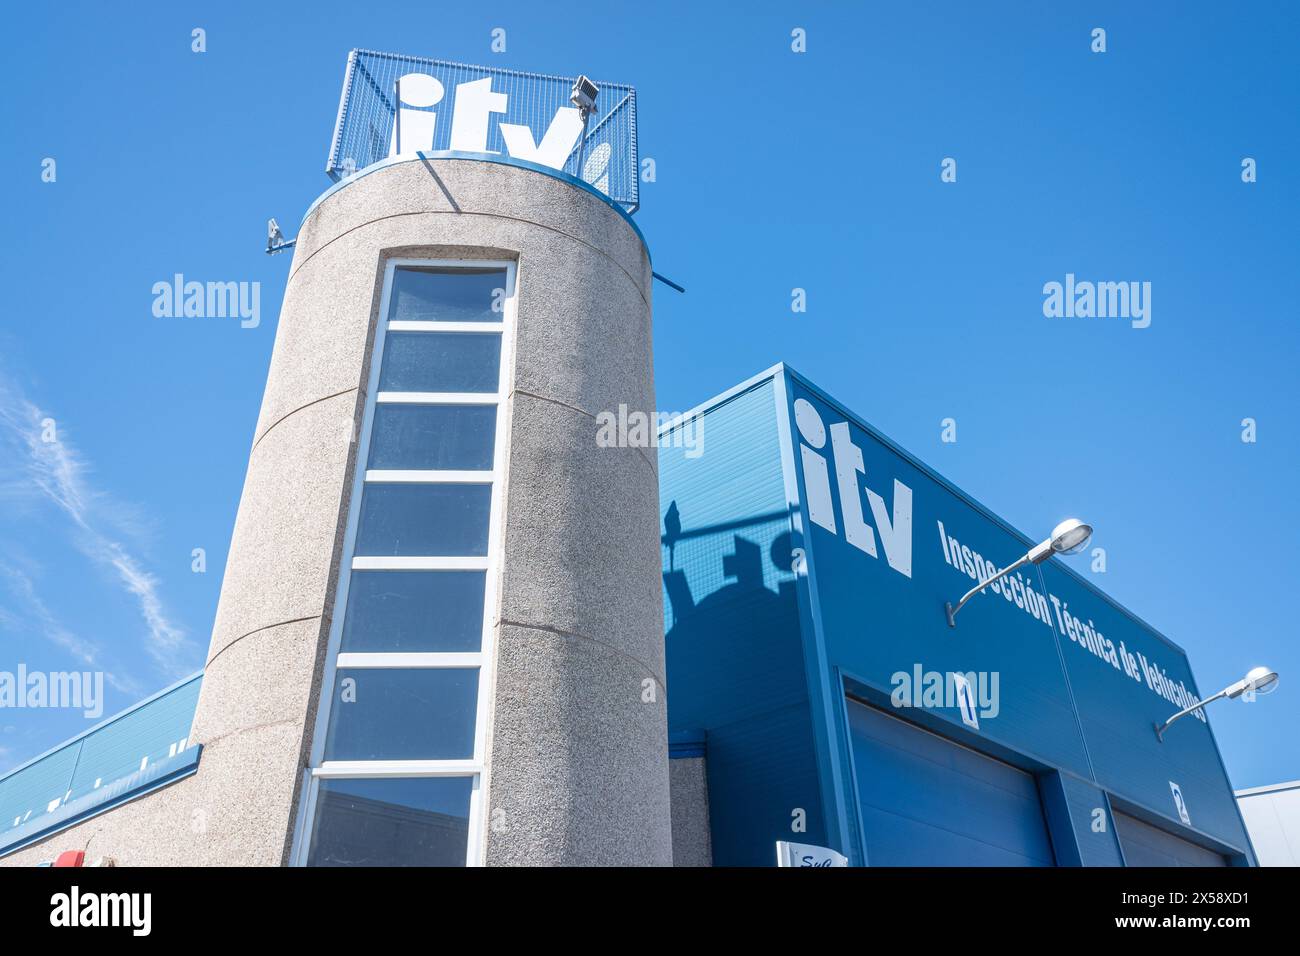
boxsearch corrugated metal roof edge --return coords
[659,362,1192,661]
[0,670,204,786]
[1236,779,1300,798]
[0,746,202,859]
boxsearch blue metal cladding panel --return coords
[1059,773,1126,866]
[660,378,827,866]
[69,676,201,796]
[785,379,1092,777]
[1114,811,1228,866]
[1037,562,1254,858]
[662,365,1249,865]
[661,379,794,631]
[0,674,202,843]
[0,746,80,831]
[781,366,1250,862]
[847,700,1055,866]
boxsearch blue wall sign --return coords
[659,365,1256,866]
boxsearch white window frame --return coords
[289,257,516,867]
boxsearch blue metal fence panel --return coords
[0,673,202,846]
[328,50,639,212]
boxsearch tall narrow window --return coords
[293,259,515,867]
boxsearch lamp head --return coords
[1227,666,1279,699]
[1027,518,1093,564]
[1049,518,1092,555]
[570,75,599,113]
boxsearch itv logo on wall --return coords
[793,397,914,579]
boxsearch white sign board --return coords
[1169,781,1192,826]
[776,841,849,867]
[952,671,980,729]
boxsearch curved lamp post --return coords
[945,519,1092,628]
[1155,666,1279,742]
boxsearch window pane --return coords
[389,266,507,323]
[307,776,472,867]
[368,404,497,471]
[378,332,501,393]
[354,483,491,556]
[340,570,485,653]
[324,668,478,760]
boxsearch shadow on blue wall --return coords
[661,500,826,866]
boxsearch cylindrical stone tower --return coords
[186,156,671,865]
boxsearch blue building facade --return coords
[660,365,1256,867]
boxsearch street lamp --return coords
[945,519,1093,628]
[1155,666,1279,741]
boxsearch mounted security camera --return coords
[266,218,296,255]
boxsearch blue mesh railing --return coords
[327,49,639,213]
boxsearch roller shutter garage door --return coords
[1113,811,1227,866]
[847,700,1055,866]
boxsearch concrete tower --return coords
[186,156,671,865]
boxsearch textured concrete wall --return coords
[4,157,669,867]
[295,158,669,865]
[669,757,714,867]
[0,779,192,866]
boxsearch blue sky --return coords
[1,1,1296,789]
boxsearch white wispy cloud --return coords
[0,562,141,695]
[0,377,196,679]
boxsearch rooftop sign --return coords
[327,49,640,212]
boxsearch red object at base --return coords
[53,850,85,867]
